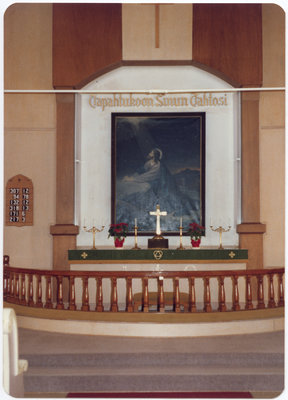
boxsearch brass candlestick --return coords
[131,226,141,250]
[210,225,231,249]
[83,225,105,249]
[177,225,185,250]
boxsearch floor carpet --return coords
[66,392,253,398]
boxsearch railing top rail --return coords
[3,265,285,278]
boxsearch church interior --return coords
[2,2,286,399]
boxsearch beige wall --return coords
[260,4,285,267]
[4,4,56,268]
[3,3,286,269]
[122,4,192,60]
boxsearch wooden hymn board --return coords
[6,174,33,226]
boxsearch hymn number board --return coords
[6,175,33,226]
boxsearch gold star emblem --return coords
[229,251,236,259]
[81,252,88,259]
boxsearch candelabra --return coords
[210,225,231,249]
[83,225,105,249]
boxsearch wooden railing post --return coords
[9,272,15,303]
[45,276,53,309]
[56,276,64,310]
[69,276,76,311]
[278,273,284,307]
[81,276,90,311]
[96,277,104,312]
[173,277,180,312]
[268,273,276,308]
[110,277,118,312]
[126,277,133,312]
[232,275,240,311]
[257,274,265,309]
[157,277,165,312]
[14,273,20,304]
[28,274,34,306]
[218,276,226,312]
[188,277,197,312]
[142,277,149,312]
[36,274,43,308]
[204,277,212,312]
[245,275,253,310]
[20,273,27,305]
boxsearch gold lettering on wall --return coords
[88,93,229,111]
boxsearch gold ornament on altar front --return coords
[83,224,105,249]
[210,224,231,249]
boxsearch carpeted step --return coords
[22,351,284,369]
[23,365,284,393]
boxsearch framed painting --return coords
[111,112,205,235]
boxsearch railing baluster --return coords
[14,273,20,304]
[110,277,118,312]
[20,273,27,305]
[232,275,240,311]
[3,268,8,301]
[10,272,15,302]
[45,276,53,309]
[189,277,197,312]
[157,277,165,312]
[28,274,34,306]
[96,277,104,312]
[69,276,76,311]
[126,277,133,312]
[268,273,276,308]
[173,277,180,312]
[142,277,149,312]
[81,276,90,311]
[218,276,226,312]
[257,274,265,309]
[278,273,284,307]
[56,276,64,310]
[245,275,253,310]
[35,274,43,307]
[204,277,212,312]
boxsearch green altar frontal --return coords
[68,249,248,264]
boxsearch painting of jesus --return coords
[111,112,205,235]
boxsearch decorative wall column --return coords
[50,93,79,270]
[237,92,266,269]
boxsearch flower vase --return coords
[191,238,201,248]
[114,237,125,248]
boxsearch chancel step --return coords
[20,329,284,394]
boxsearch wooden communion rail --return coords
[3,256,284,313]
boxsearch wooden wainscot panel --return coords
[6,175,33,227]
[193,4,262,87]
[53,3,122,88]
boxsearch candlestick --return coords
[177,225,185,250]
[83,225,105,249]
[210,224,231,249]
[131,225,141,250]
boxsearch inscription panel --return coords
[6,175,33,226]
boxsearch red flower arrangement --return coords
[187,222,205,240]
[108,223,129,239]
